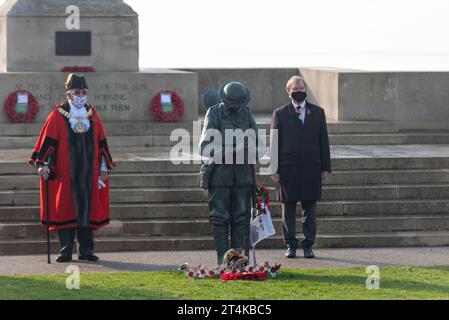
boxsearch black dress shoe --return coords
[303,248,315,259]
[284,247,297,258]
[56,255,72,263]
[78,254,99,262]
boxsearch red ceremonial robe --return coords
[29,102,115,231]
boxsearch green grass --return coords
[1,266,449,300]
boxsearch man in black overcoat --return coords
[270,75,331,259]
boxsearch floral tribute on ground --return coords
[179,185,280,281]
[179,249,281,281]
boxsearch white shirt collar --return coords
[292,100,306,109]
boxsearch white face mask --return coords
[71,95,88,109]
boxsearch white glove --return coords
[98,177,106,190]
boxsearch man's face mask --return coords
[291,90,307,103]
[69,90,88,108]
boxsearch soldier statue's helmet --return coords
[202,90,220,111]
[218,81,251,109]
[65,73,89,91]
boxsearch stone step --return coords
[1,231,449,255]
[0,172,201,190]
[329,133,449,145]
[0,120,398,136]
[3,131,449,149]
[0,135,184,149]
[114,156,449,172]
[256,120,399,134]
[401,132,449,144]
[1,184,449,206]
[1,214,449,240]
[2,155,449,175]
[1,168,448,190]
[1,199,449,222]
[0,159,204,175]
[0,122,196,137]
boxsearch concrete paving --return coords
[0,247,448,275]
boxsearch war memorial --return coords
[0,0,448,302]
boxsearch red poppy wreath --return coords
[151,90,185,122]
[60,66,96,73]
[4,90,40,123]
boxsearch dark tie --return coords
[296,105,304,124]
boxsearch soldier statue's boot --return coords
[212,224,229,266]
[230,223,247,252]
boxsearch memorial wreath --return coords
[61,66,96,73]
[4,90,40,123]
[151,90,185,122]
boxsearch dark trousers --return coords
[282,201,316,249]
[58,227,94,257]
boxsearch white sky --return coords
[1,0,449,70]
[125,0,449,71]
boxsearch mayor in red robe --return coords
[29,74,114,263]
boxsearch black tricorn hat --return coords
[65,73,88,91]
[218,81,251,108]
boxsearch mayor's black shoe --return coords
[56,255,72,263]
[303,248,315,259]
[284,247,297,258]
[78,254,99,262]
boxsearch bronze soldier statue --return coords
[199,81,260,266]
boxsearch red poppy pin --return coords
[306,109,312,116]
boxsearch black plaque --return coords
[55,31,92,56]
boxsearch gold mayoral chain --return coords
[58,107,93,134]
